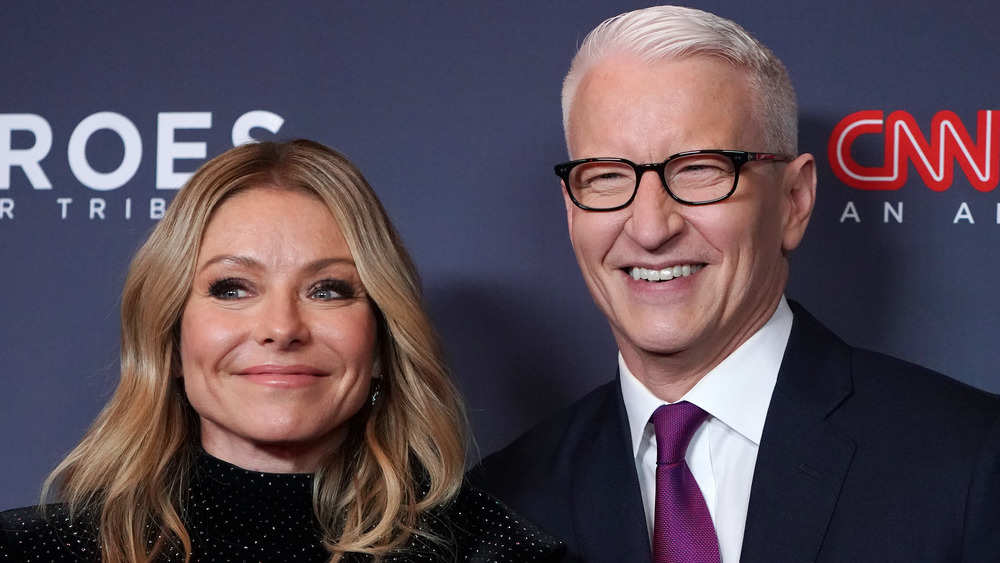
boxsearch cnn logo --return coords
[828,110,997,192]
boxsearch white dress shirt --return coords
[619,297,793,563]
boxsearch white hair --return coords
[562,5,798,156]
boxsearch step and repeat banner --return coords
[2,1,998,508]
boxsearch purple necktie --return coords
[651,402,720,563]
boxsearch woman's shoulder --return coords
[1,504,99,562]
[399,483,565,562]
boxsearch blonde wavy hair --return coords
[44,139,467,562]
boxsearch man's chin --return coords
[613,322,708,360]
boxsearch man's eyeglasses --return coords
[554,150,787,211]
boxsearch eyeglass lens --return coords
[568,153,737,209]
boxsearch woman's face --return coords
[179,187,377,473]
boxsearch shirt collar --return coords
[620,297,793,457]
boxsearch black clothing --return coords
[1,452,563,562]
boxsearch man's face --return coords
[564,55,814,381]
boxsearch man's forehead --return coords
[566,55,760,154]
[579,52,751,93]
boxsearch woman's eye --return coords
[208,278,251,300]
[310,279,355,301]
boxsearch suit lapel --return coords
[740,303,857,562]
[569,380,653,563]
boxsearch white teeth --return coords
[629,264,702,282]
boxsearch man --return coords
[471,6,1000,562]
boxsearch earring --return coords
[370,376,383,406]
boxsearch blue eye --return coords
[310,279,355,301]
[208,278,251,300]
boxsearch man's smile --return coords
[628,264,705,282]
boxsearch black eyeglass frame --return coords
[554,149,788,211]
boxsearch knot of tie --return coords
[651,401,709,465]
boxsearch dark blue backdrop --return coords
[2,1,998,509]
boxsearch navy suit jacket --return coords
[470,303,1000,562]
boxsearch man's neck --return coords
[619,297,785,403]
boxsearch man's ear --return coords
[780,153,817,252]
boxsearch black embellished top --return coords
[0,453,563,562]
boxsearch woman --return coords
[0,140,562,562]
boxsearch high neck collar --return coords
[185,450,329,560]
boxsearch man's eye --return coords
[677,163,726,174]
[578,167,634,192]
[208,278,251,300]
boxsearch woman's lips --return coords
[236,365,329,387]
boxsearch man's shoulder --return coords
[469,379,625,498]
[783,302,1000,436]
[847,346,1000,423]
[761,308,1000,560]
[468,378,639,559]
[786,301,1000,413]
[478,379,621,468]
[854,345,996,393]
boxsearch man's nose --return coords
[623,170,686,249]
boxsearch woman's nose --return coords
[254,294,310,348]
